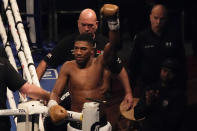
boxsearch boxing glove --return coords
[100,4,120,31]
[48,100,68,124]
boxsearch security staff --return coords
[129,3,186,96]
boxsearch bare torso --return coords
[65,57,111,112]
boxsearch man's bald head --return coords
[151,4,167,17]
[149,4,168,35]
[79,9,97,22]
[78,9,98,36]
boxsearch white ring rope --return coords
[2,1,33,84]
[0,101,111,131]
[0,15,17,70]
[5,0,40,87]
[0,13,22,125]
[0,106,82,122]
[1,1,32,104]
[7,0,45,125]
[1,0,44,130]
[0,107,48,116]
[1,1,110,131]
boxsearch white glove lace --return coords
[108,18,120,31]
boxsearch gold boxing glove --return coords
[48,100,67,124]
[49,105,68,124]
[100,4,120,30]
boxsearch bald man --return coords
[37,9,110,79]
[129,3,187,96]
[36,8,129,80]
[39,7,133,131]
[37,8,132,103]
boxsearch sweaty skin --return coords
[68,60,111,112]
[49,7,133,112]
[50,40,113,112]
[37,8,133,110]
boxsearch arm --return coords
[50,62,69,103]
[47,62,70,123]
[36,36,73,80]
[19,82,50,101]
[100,5,134,108]
[36,60,48,80]
[2,57,50,101]
[101,4,121,66]
[118,67,133,109]
[134,89,155,120]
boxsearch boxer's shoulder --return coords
[61,60,76,72]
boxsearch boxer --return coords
[48,4,131,130]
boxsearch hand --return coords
[122,93,134,111]
[48,100,68,124]
[49,105,68,124]
[40,100,48,106]
[100,4,120,30]
[145,89,159,105]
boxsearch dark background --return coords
[0,1,197,131]
[4,0,192,44]
[1,0,196,65]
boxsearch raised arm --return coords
[100,4,133,109]
[100,4,121,65]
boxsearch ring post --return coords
[82,102,100,131]
[16,101,43,131]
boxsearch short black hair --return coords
[75,33,94,46]
[161,58,180,72]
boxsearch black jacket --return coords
[134,79,187,131]
[129,27,186,86]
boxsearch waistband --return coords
[70,121,82,130]
[69,119,107,130]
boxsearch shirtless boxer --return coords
[47,4,133,127]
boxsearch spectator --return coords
[134,58,187,131]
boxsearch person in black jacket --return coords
[134,58,187,131]
[129,3,187,96]
[0,57,50,131]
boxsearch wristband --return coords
[48,99,58,109]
